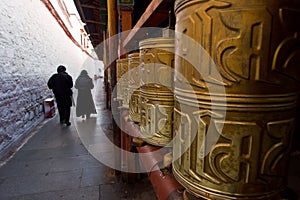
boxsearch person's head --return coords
[80,70,88,75]
[57,65,66,73]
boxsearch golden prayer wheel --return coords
[128,52,141,123]
[117,58,129,108]
[173,0,300,199]
[139,37,175,146]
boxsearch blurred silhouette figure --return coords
[75,70,97,119]
[47,65,73,126]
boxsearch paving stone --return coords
[99,184,121,200]
[80,166,115,187]
[8,186,99,200]
[0,169,82,199]
[49,155,101,173]
[0,158,53,178]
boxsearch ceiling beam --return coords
[85,19,106,25]
[74,0,107,49]
[75,0,92,34]
[90,32,101,35]
[123,0,164,47]
[80,4,107,11]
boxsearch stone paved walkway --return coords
[0,79,156,200]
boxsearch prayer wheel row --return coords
[116,37,175,147]
[116,58,128,108]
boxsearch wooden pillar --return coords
[117,3,135,182]
[118,9,133,57]
[107,0,120,175]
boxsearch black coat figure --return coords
[75,70,96,118]
[47,65,73,126]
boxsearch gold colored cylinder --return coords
[139,38,175,146]
[128,52,141,123]
[118,58,129,108]
[173,0,300,199]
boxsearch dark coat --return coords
[75,72,96,117]
[47,71,73,107]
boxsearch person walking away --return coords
[75,70,97,119]
[47,65,73,126]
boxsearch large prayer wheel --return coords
[139,38,175,146]
[173,0,300,199]
[128,52,141,123]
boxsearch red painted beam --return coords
[121,110,185,199]
[137,145,185,200]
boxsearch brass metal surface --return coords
[173,0,300,199]
[116,59,123,101]
[139,37,175,146]
[128,52,141,122]
[117,58,129,108]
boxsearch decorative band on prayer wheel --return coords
[139,37,175,146]
[128,52,141,123]
[173,0,300,199]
